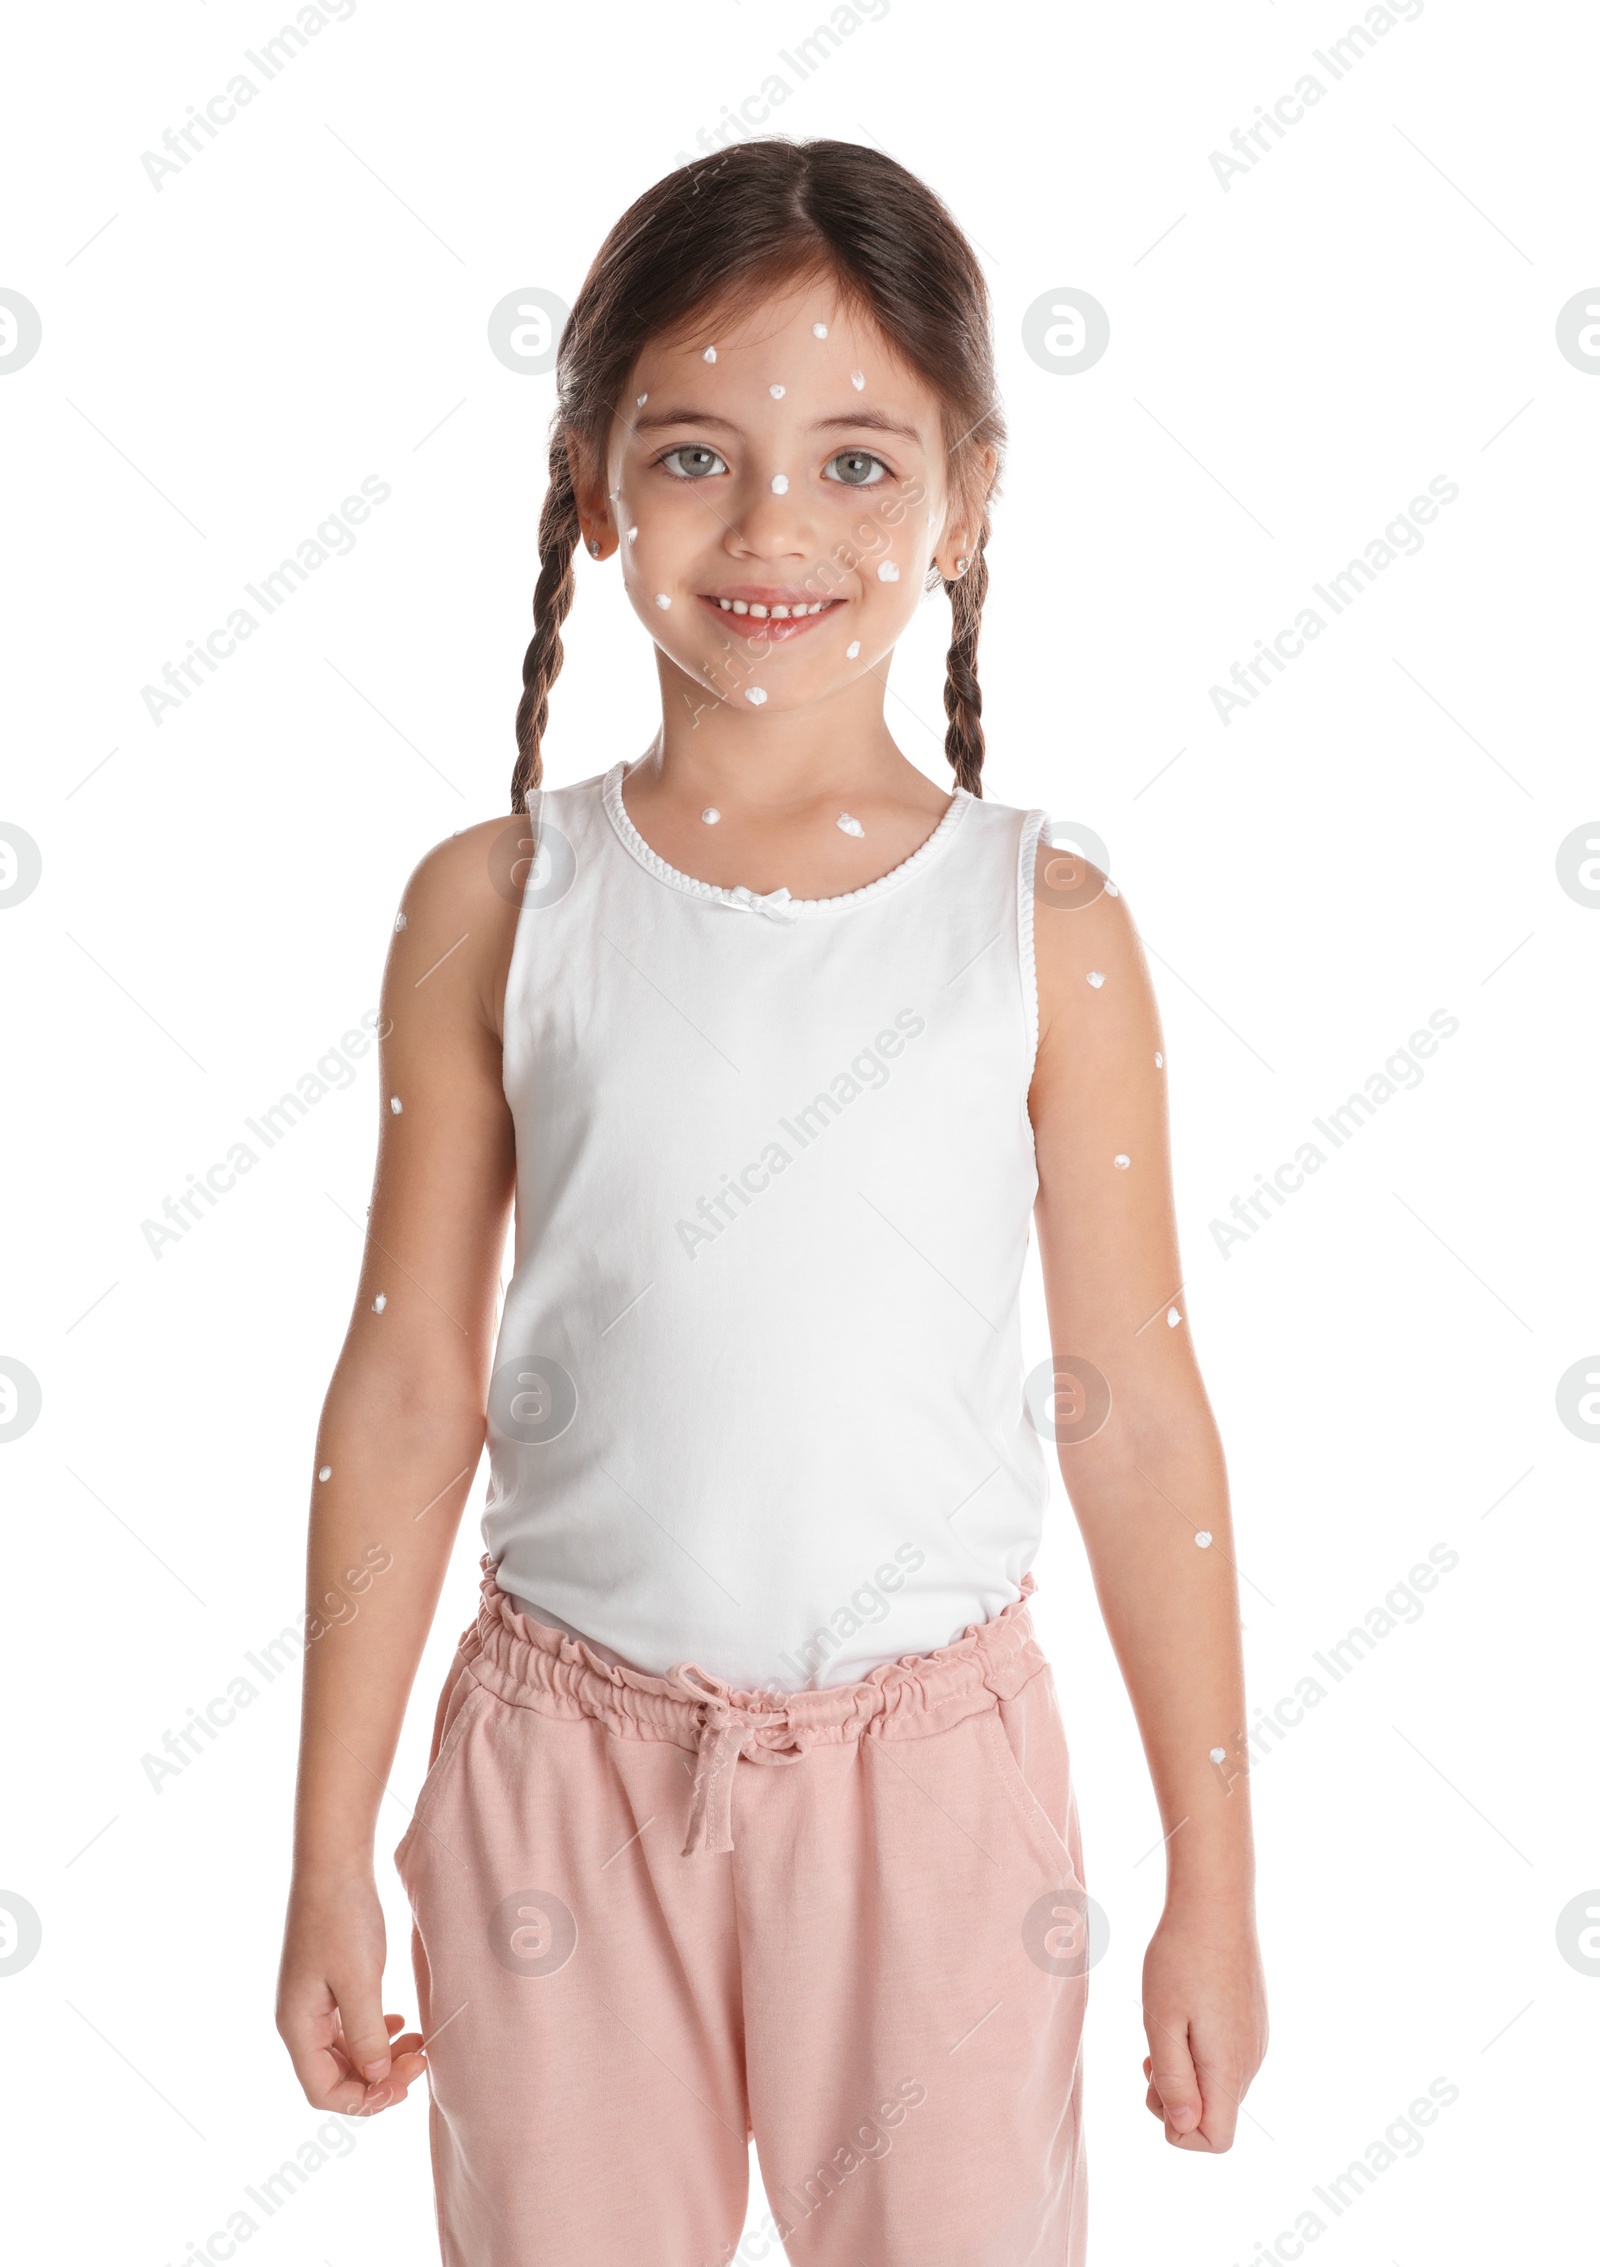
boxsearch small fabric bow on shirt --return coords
[720,884,801,924]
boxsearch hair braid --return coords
[941,527,991,796]
[510,436,582,814]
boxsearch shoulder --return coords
[389,814,535,1042]
[1029,836,1161,1069]
[398,814,528,928]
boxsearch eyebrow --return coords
[629,405,924,445]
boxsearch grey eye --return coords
[660,445,727,480]
[825,450,887,488]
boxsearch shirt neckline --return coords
[599,760,971,919]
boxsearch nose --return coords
[721,470,811,561]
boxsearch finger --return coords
[331,1975,398,2083]
[1143,2012,1203,2140]
[279,1986,385,2116]
[1190,2057,1242,2152]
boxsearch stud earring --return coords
[588,537,601,557]
[954,557,969,576]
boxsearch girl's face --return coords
[588,281,979,720]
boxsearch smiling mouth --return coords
[696,593,844,640]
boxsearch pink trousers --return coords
[395,1558,1089,2265]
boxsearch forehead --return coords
[631,278,936,414]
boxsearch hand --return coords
[277,1866,427,2117]
[1140,1894,1268,2151]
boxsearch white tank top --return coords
[482,760,1051,1691]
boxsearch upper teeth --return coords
[716,599,830,618]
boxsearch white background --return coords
[2,2,1595,2262]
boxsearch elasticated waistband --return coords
[456,1555,1048,1855]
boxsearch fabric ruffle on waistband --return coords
[456,1554,1047,1751]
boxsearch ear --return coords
[563,430,615,560]
[934,445,997,581]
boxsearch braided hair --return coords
[511,138,1005,814]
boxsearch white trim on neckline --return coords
[599,761,972,920]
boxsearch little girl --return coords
[277,137,1267,2266]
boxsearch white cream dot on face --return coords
[627,527,638,544]
[1209,1746,1227,1764]
[1086,970,1105,989]
[771,473,789,494]
[1154,1051,1164,1068]
[701,807,721,825]
[654,593,671,609]
[1105,879,1120,896]
[317,1466,332,1482]
[745,686,767,705]
[851,370,865,390]
[372,1293,387,1313]
[389,1096,403,1114]
[837,813,864,837]
[393,911,407,931]
[1113,1153,1130,1170]
[637,392,648,406]
[1195,1530,1213,1548]
[812,322,828,338]
[846,640,861,658]
[703,347,717,362]
[876,560,899,582]
[769,383,785,398]
[1167,1306,1182,1328]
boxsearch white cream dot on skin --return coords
[701,807,721,825]
[837,813,864,837]
[317,1466,332,1483]
[1113,1153,1130,1169]
[702,347,717,362]
[771,474,789,494]
[1105,879,1120,896]
[851,369,865,389]
[1195,1530,1213,1548]
[812,322,828,338]
[876,560,899,582]
[846,640,861,659]
[627,527,638,544]
[372,1293,387,1313]
[654,593,671,609]
[637,392,648,406]
[1167,1306,1182,1328]
[393,911,407,931]
[1086,970,1105,989]
[1209,1746,1227,1764]
[769,383,785,398]
[1154,1052,1164,1068]
[389,1096,403,1114]
[745,686,767,705]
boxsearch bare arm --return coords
[276,816,523,2116]
[1028,840,1268,2151]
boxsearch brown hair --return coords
[511,136,1005,814]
